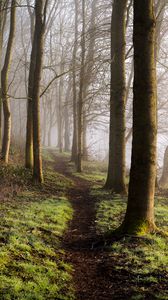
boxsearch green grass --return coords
[0,152,75,300]
[0,195,74,300]
[94,188,168,299]
[72,160,107,186]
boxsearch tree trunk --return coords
[57,73,63,153]
[121,0,157,235]
[32,0,46,183]
[77,0,86,172]
[0,0,3,148]
[25,4,35,169]
[105,0,127,193]
[64,80,71,152]
[71,0,78,163]
[82,115,88,161]
[1,0,16,163]
[81,0,96,161]
[159,146,168,188]
[48,101,52,147]
[42,100,47,146]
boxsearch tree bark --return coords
[121,0,157,235]
[82,0,96,161]
[0,0,3,148]
[1,0,16,163]
[57,67,63,153]
[25,3,35,169]
[71,0,78,163]
[64,79,71,152]
[32,0,47,183]
[77,0,86,172]
[159,146,168,188]
[105,0,127,193]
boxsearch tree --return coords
[159,146,168,188]
[0,0,5,147]
[25,0,35,169]
[1,0,16,163]
[105,0,127,193]
[121,0,157,235]
[32,0,49,183]
[82,0,97,161]
[71,0,78,163]
[76,0,86,172]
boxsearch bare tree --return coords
[1,0,16,163]
[32,0,49,183]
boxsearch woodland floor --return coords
[0,149,167,300]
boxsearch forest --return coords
[0,0,167,299]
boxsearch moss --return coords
[118,219,157,236]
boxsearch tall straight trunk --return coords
[71,0,78,163]
[1,0,16,163]
[25,4,35,168]
[121,0,157,235]
[42,100,47,145]
[159,146,168,188]
[0,0,3,148]
[82,0,96,161]
[48,101,52,147]
[77,0,85,172]
[57,72,63,153]
[64,80,71,152]
[32,0,46,183]
[82,115,88,160]
[105,0,127,193]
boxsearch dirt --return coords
[50,152,132,300]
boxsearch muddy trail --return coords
[49,151,126,300]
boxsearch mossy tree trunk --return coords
[105,0,127,194]
[1,0,16,163]
[32,0,48,183]
[121,0,157,235]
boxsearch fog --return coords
[1,0,168,172]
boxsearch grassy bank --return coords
[0,153,75,300]
[94,188,168,299]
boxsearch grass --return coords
[72,159,107,186]
[94,188,168,299]
[0,151,75,300]
[0,195,74,300]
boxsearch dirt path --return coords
[50,152,119,300]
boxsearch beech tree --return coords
[121,0,157,234]
[25,1,35,169]
[71,0,78,163]
[32,0,49,183]
[1,0,16,163]
[159,146,168,188]
[105,0,127,193]
[76,0,86,172]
